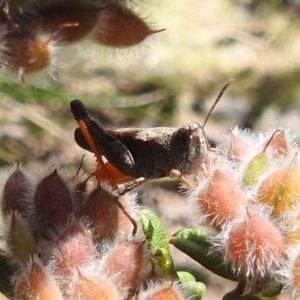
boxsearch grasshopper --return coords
[70,80,232,235]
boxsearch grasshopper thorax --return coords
[170,122,207,175]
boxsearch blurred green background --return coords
[1,0,300,165]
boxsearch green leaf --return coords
[177,271,196,283]
[170,228,238,281]
[184,281,206,300]
[139,209,177,277]
[139,209,170,251]
[260,282,284,298]
[177,272,206,300]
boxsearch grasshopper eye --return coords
[170,122,206,175]
[178,127,192,149]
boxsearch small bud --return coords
[15,257,64,300]
[227,128,255,163]
[261,129,290,159]
[71,269,119,300]
[81,186,119,242]
[196,169,247,230]
[33,169,73,239]
[51,221,95,279]
[102,241,151,293]
[257,158,300,217]
[92,3,164,48]
[2,32,53,76]
[7,212,38,261]
[222,209,285,277]
[1,164,32,217]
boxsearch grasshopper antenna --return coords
[202,79,233,129]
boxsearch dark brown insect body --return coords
[70,80,232,236]
[71,99,207,189]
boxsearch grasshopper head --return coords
[170,122,207,175]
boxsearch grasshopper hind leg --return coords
[111,177,147,237]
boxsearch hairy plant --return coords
[1,1,299,300]
[0,0,163,83]
[2,126,300,299]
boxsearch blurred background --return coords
[0,1,298,299]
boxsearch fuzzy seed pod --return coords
[32,169,73,239]
[257,160,300,217]
[227,128,255,163]
[222,209,285,277]
[81,186,119,242]
[15,257,64,300]
[1,164,32,217]
[92,3,164,48]
[196,169,247,230]
[0,0,163,82]
[50,221,96,279]
[1,30,54,77]
[262,129,291,159]
[70,270,119,300]
[102,241,151,294]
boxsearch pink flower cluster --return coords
[0,164,184,300]
[189,126,300,297]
